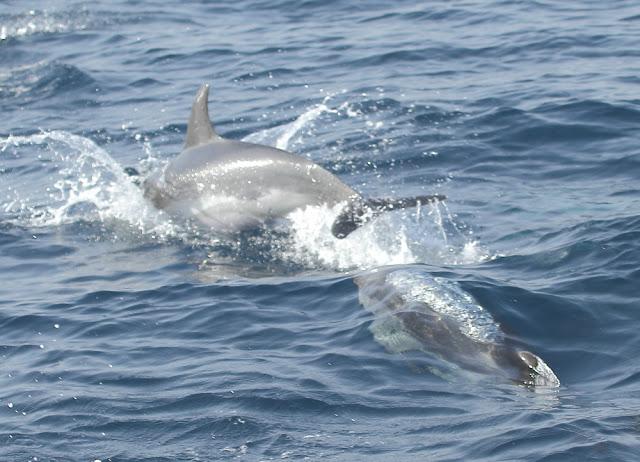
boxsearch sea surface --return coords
[2,1,640,460]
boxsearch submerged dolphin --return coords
[144,84,443,238]
[356,267,560,388]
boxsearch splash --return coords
[242,94,338,151]
[238,94,488,270]
[0,131,176,239]
[283,201,487,271]
[0,95,490,270]
[283,202,414,270]
[239,95,490,271]
[0,8,90,41]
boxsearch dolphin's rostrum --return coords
[144,84,443,238]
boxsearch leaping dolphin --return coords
[143,84,444,238]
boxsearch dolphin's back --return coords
[144,83,444,238]
[168,139,356,202]
[145,138,358,232]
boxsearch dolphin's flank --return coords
[144,84,445,238]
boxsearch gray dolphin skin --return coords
[143,84,444,238]
[142,86,557,389]
[356,268,560,388]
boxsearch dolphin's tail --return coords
[331,194,446,239]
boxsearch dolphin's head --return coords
[515,350,560,388]
[492,347,560,388]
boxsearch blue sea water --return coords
[2,0,640,460]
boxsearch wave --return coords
[0,61,95,107]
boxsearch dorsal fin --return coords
[185,84,220,149]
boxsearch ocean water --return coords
[2,0,640,460]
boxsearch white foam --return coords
[283,203,414,270]
[282,201,488,271]
[239,96,490,271]
[0,131,176,240]
[0,9,90,41]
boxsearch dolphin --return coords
[356,267,560,388]
[143,84,444,238]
